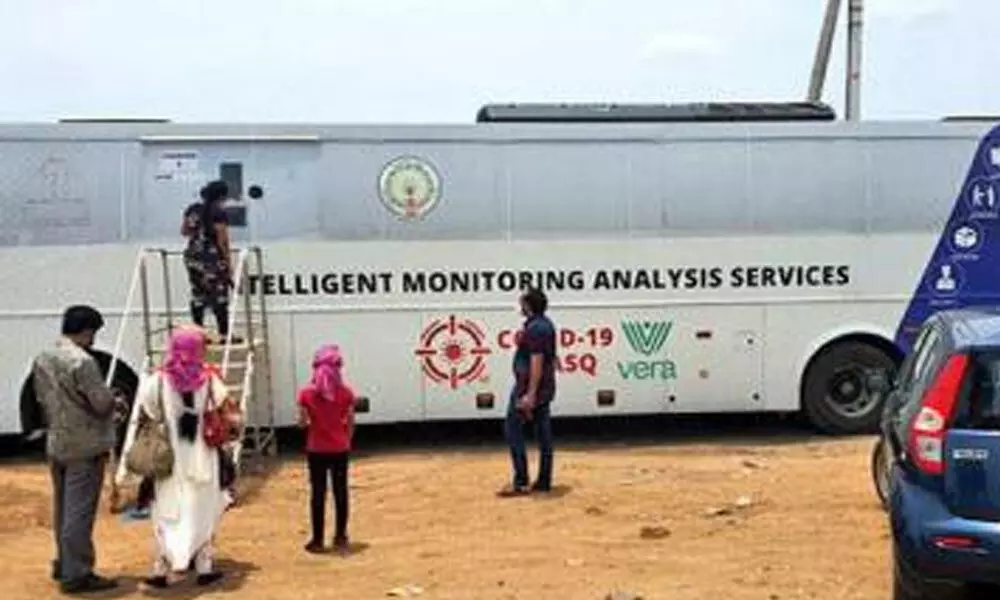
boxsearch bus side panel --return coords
[516,308,636,418]
[0,243,143,436]
[290,311,426,424]
[408,308,647,421]
[656,305,765,415]
[0,316,55,435]
[320,141,506,242]
[764,303,904,413]
[415,309,507,422]
[0,140,141,249]
[257,313,296,428]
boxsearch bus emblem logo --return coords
[620,320,672,356]
[378,156,442,220]
[414,315,492,389]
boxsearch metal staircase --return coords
[110,245,276,494]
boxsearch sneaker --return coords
[60,573,118,594]
[304,540,325,554]
[530,482,552,493]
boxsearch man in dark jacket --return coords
[32,305,119,594]
[499,287,557,496]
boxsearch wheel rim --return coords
[824,364,880,419]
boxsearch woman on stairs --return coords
[181,180,240,344]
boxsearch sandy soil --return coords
[0,434,890,600]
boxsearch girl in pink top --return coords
[297,345,355,554]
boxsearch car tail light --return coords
[907,353,971,476]
[932,535,980,551]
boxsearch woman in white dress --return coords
[135,326,240,589]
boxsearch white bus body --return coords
[1,118,999,436]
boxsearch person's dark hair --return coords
[198,180,229,239]
[200,180,229,203]
[61,305,105,335]
[521,287,548,316]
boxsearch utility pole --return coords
[806,0,864,121]
[807,0,842,104]
[844,0,864,121]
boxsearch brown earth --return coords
[0,435,889,600]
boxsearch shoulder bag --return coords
[202,374,238,448]
[124,373,174,480]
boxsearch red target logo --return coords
[414,315,493,389]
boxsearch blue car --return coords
[870,309,1000,599]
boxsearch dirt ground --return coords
[0,432,890,600]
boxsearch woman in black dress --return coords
[181,180,236,341]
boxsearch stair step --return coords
[149,338,265,356]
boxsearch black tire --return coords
[802,340,896,434]
[893,559,923,600]
[871,436,891,511]
[893,544,964,600]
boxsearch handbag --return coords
[124,373,174,480]
[202,375,236,448]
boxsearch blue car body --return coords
[882,309,1000,598]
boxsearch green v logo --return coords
[620,320,673,356]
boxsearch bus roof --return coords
[475,102,838,123]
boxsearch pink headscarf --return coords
[163,327,208,393]
[310,344,343,401]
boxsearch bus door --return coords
[138,137,321,244]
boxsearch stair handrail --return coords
[220,246,252,376]
[230,349,255,472]
[105,246,148,389]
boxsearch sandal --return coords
[197,572,224,586]
[140,576,169,590]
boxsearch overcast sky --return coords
[0,0,996,123]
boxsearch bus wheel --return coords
[802,340,896,435]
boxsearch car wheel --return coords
[871,436,892,511]
[893,560,922,600]
[802,340,897,434]
[893,544,964,600]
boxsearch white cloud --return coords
[640,32,725,61]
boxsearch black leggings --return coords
[186,266,230,336]
[307,452,349,543]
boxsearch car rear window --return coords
[957,350,1000,429]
